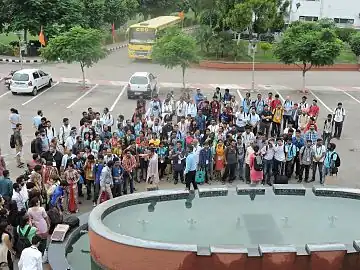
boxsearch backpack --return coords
[253,154,263,171]
[15,226,32,256]
[30,139,36,154]
[331,152,341,167]
[9,134,15,149]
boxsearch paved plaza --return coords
[1,47,360,191]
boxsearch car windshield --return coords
[130,76,148,85]
[12,73,29,81]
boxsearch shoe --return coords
[267,182,272,186]
[87,196,91,200]
[297,179,302,183]
[93,202,96,207]
[174,181,178,185]
[308,179,315,183]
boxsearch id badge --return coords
[218,157,222,161]
[178,160,182,164]
[160,159,164,163]
[214,108,218,113]
[52,162,56,167]
[206,160,209,165]
[307,157,310,162]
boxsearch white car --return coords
[127,72,158,99]
[10,69,52,96]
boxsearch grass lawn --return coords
[0,32,37,44]
[201,40,358,64]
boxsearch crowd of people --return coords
[0,86,344,269]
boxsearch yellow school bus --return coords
[127,16,182,60]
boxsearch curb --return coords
[0,43,129,64]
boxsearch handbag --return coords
[195,170,205,184]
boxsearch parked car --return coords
[127,72,158,99]
[10,69,52,96]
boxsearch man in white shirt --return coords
[101,107,114,132]
[248,107,260,135]
[18,235,43,270]
[332,102,345,139]
[12,182,26,211]
[241,125,255,147]
[273,138,286,177]
[65,131,77,152]
[152,118,162,137]
[176,97,187,122]
[177,117,188,137]
[235,106,249,132]
[92,112,104,134]
[58,117,72,146]
[186,100,197,118]
[310,138,326,184]
[208,119,219,134]
[244,143,254,184]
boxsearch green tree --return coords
[227,3,252,43]
[41,27,108,87]
[336,27,357,43]
[152,28,199,88]
[194,25,213,53]
[349,32,360,63]
[138,0,181,18]
[274,21,343,93]
[260,42,272,55]
[103,0,138,27]
[80,0,106,29]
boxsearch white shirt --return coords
[235,111,249,127]
[208,124,219,134]
[245,146,255,164]
[274,145,285,162]
[241,132,255,147]
[193,145,202,166]
[152,124,162,136]
[176,101,187,116]
[18,246,43,270]
[92,119,104,134]
[102,113,114,127]
[65,136,76,150]
[12,191,26,211]
[45,126,56,141]
[333,107,345,122]
[312,144,326,162]
[58,124,72,144]
[186,103,197,117]
[178,121,188,135]
[248,113,260,126]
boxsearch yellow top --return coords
[149,139,160,147]
[272,108,284,124]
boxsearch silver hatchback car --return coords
[126,72,158,99]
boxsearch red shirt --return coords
[270,99,281,111]
[210,100,220,115]
[308,105,319,117]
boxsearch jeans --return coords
[173,170,184,184]
[245,164,251,183]
[273,159,285,176]
[271,122,281,137]
[86,180,95,198]
[158,159,167,179]
[238,159,245,180]
[123,171,134,194]
[333,122,343,138]
[185,170,198,190]
[222,163,236,182]
[285,160,294,178]
[200,166,211,182]
[263,159,273,183]
[299,164,310,182]
[112,181,122,197]
[283,115,292,130]
[291,153,301,177]
[93,183,100,203]
[259,122,271,137]
[312,162,324,183]
[323,132,332,146]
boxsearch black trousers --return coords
[271,122,281,137]
[222,163,236,182]
[185,170,198,190]
[173,170,184,183]
[283,115,292,130]
[260,122,271,137]
[299,164,310,181]
[333,121,343,138]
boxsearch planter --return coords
[198,61,360,71]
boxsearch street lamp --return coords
[250,38,258,92]
[15,31,23,70]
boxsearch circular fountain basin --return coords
[86,185,360,270]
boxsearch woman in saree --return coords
[64,163,80,213]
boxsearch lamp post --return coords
[15,31,23,70]
[250,38,258,92]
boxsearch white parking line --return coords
[307,90,332,113]
[66,84,99,109]
[340,89,360,104]
[22,82,60,106]
[236,89,243,100]
[0,91,10,98]
[110,85,127,112]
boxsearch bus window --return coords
[129,28,156,44]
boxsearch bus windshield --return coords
[129,29,156,44]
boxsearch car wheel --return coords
[32,87,38,96]
[11,92,17,95]
[47,79,52,87]
[127,95,131,99]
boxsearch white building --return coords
[288,0,360,28]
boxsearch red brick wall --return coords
[89,230,350,270]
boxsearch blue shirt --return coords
[284,144,297,161]
[194,93,204,105]
[94,163,104,184]
[50,186,64,207]
[305,131,318,144]
[112,167,123,183]
[324,150,337,168]
[33,115,42,129]
[184,152,197,174]
[199,148,211,167]
[292,136,305,149]
[195,115,206,130]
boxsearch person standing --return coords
[102,108,114,132]
[97,161,114,205]
[58,118,72,147]
[261,139,275,185]
[9,108,21,132]
[64,163,80,213]
[0,170,12,199]
[122,150,137,194]
[284,138,298,179]
[146,148,160,188]
[222,139,237,183]
[298,139,313,183]
[323,114,333,146]
[249,145,263,185]
[332,102,345,139]
[198,141,212,184]
[13,123,24,168]
[236,137,246,181]
[176,97,187,123]
[0,221,15,270]
[310,138,326,184]
[244,143,255,184]
[282,97,293,130]
[184,145,198,191]
[259,105,272,138]
[271,103,283,137]
[18,235,43,270]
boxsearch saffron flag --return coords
[179,11,185,20]
[39,27,46,46]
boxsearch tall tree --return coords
[152,28,199,88]
[349,32,360,63]
[227,2,252,40]
[81,0,106,29]
[274,21,343,93]
[104,0,139,27]
[41,27,108,87]
[138,0,181,18]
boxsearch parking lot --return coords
[0,81,359,186]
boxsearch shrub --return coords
[260,42,272,54]
[0,43,13,55]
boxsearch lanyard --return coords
[315,146,323,156]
